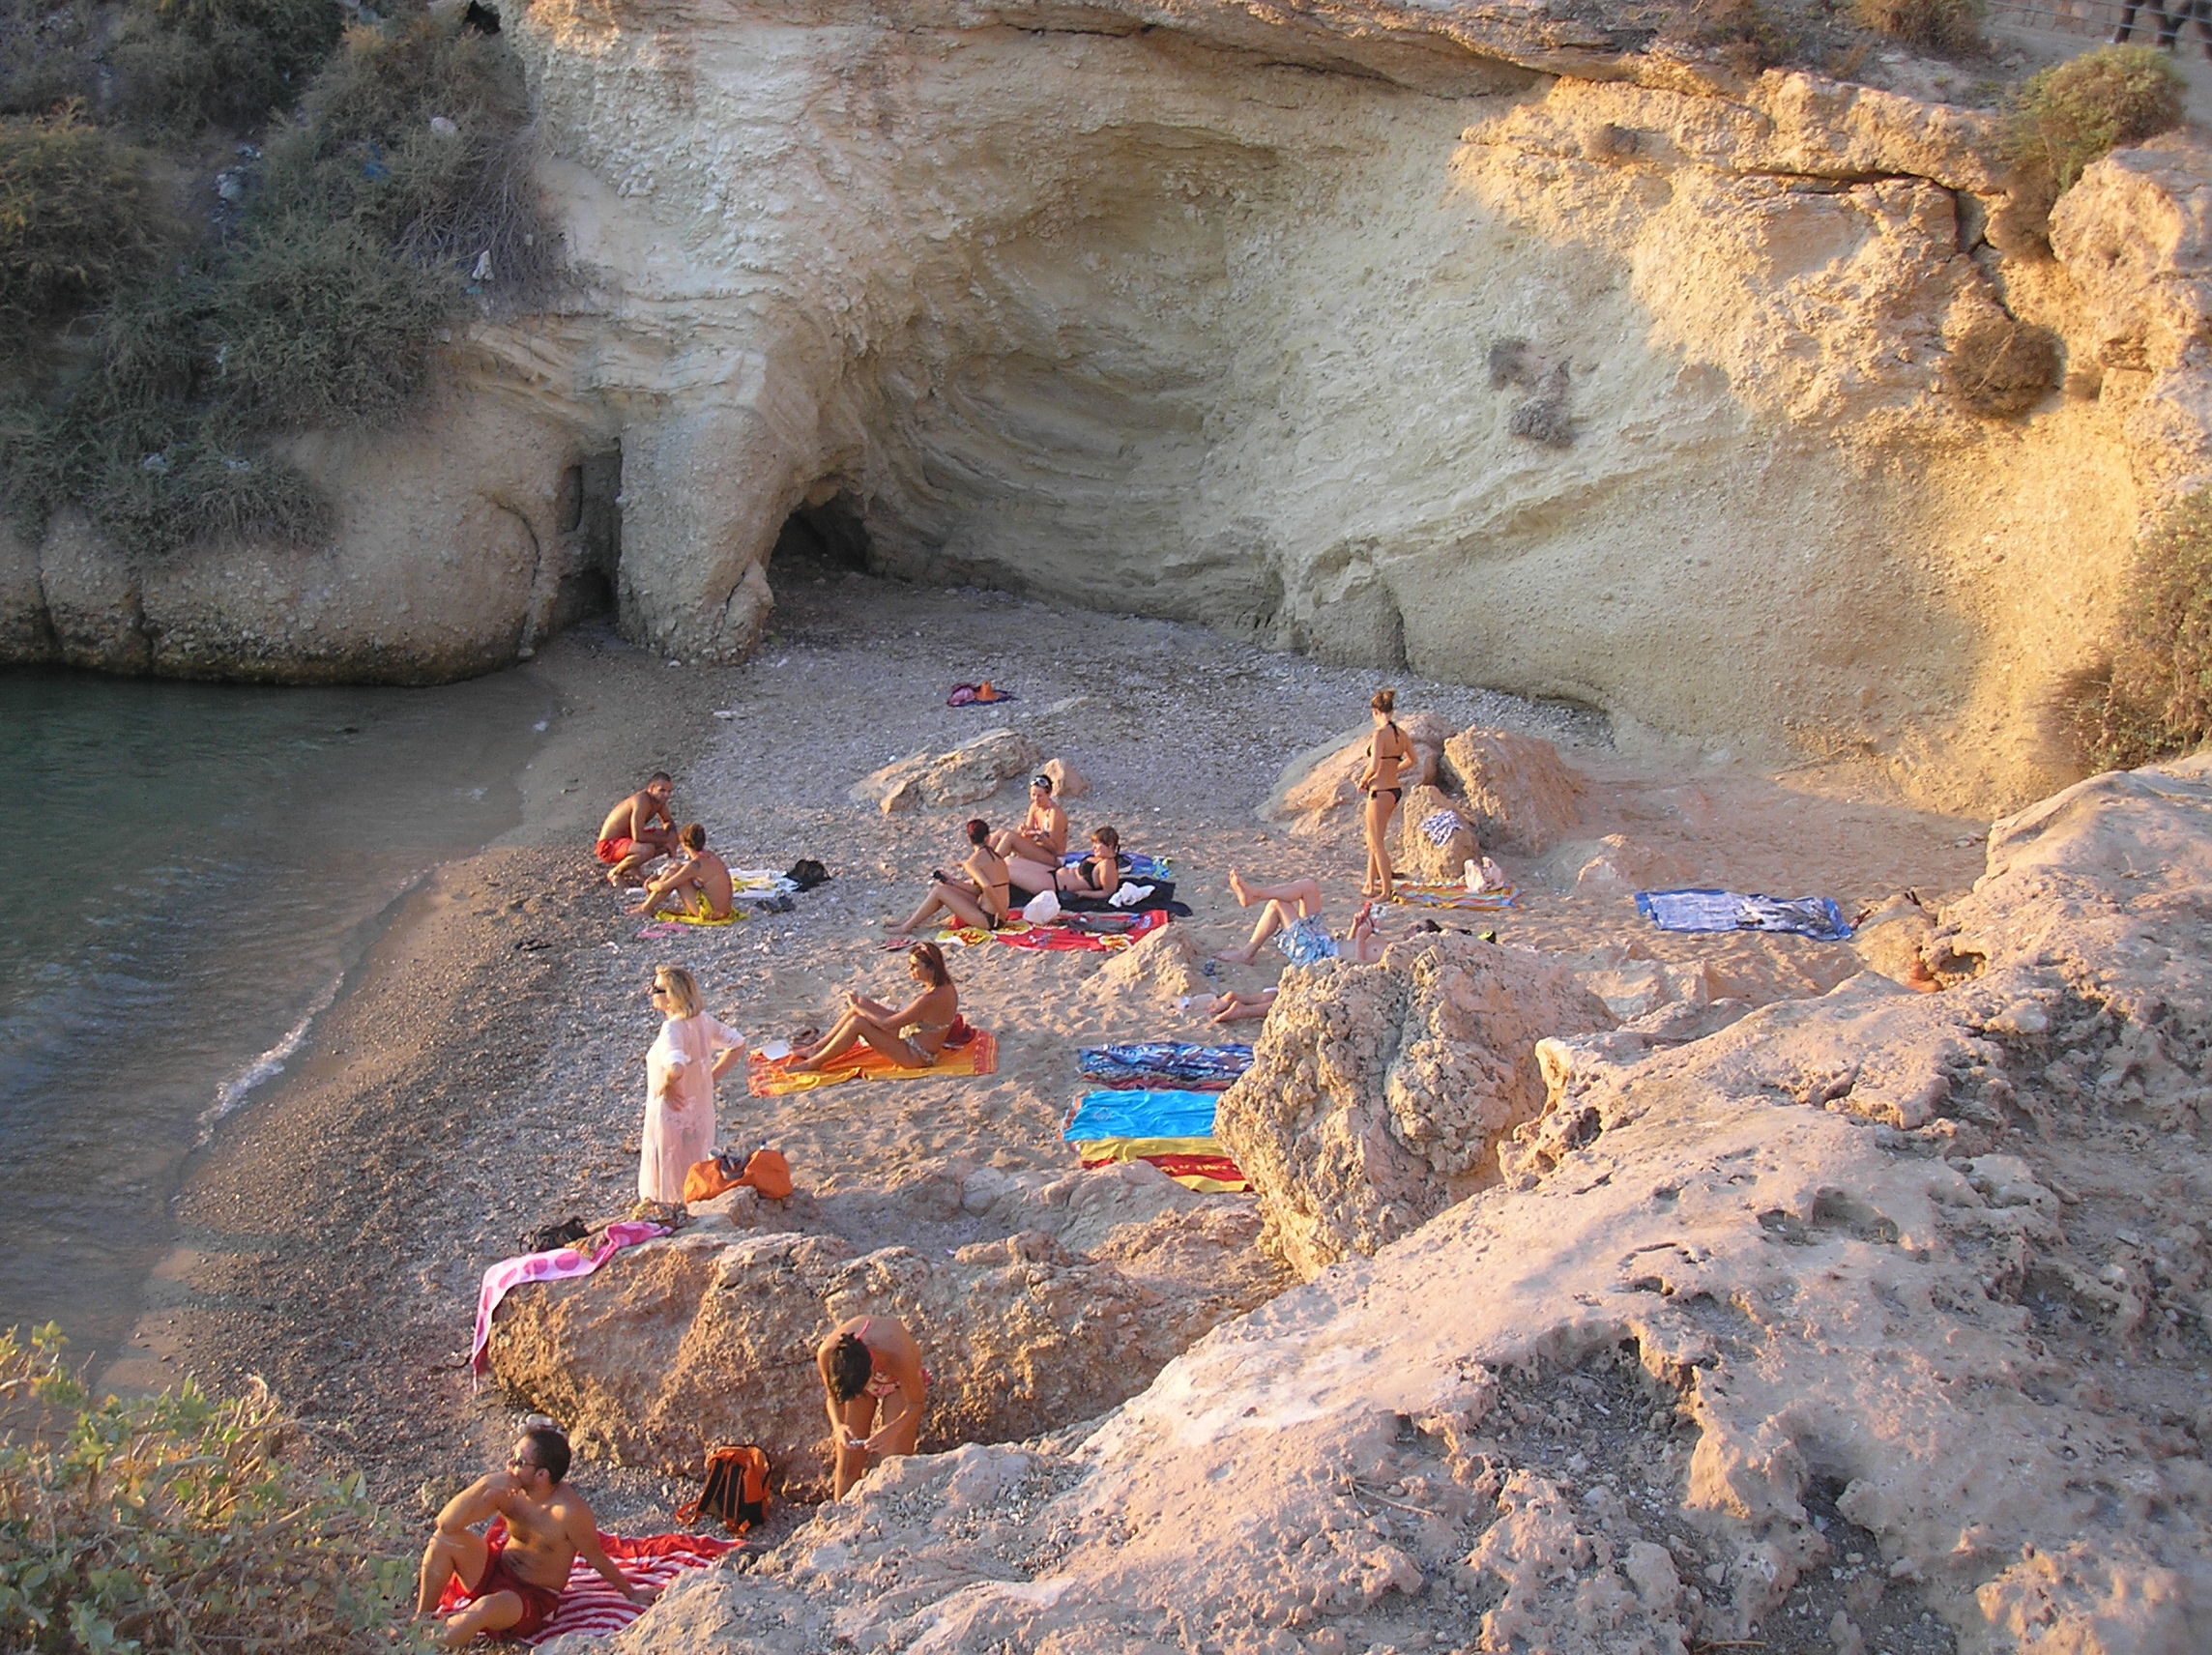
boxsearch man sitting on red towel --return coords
[416,1423,655,1646]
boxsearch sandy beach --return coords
[114,569,1990,1526]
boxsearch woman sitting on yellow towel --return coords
[789,944,959,1073]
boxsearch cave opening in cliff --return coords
[559,448,623,619]
[769,492,873,584]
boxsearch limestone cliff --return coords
[10,1,2212,809]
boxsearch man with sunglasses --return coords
[416,1423,654,1645]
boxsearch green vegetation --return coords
[2063,491,2212,770]
[0,108,162,328]
[114,0,345,137]
[0,8,553,558]
[0,0,105,118]
[0,1323,409,1653]
[1851,0,1984,55]
[2006,44,2186,195]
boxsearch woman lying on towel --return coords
[1008,825,1123,905]
[886,819,1010,935]
[789,943,960,1073]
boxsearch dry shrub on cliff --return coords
[0,108,162,334]
[1852,0,1984,53]
[1944,312,2060,417]
[113,0,344,135]
[2005,45,2185,196]
[2061,490,2212,770]
[1507,361,1575,447]
[0,1323,409,1653]
[1662,0,1799,72]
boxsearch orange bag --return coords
[739,1147,793,1201]
[683,1147,794,1205]
[675,1443,772,1535]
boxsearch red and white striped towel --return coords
[438,1527,739,1644]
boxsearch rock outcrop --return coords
[577,758,2212,1655]
[485,1224,1180,1498]
[1261,711,1455,827]
[1440,728,1587,855]
[850,729,1038,813]
[1385,782,1478,886]
[1213,934,1615,1278]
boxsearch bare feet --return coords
[1227,868,1254,908]
[1212,946,1258,966]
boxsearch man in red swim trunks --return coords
[594,773,678,887]
[416,1424,654,1645]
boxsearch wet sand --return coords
[118,572,1989,1525]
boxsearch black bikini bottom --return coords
[1367,788,1402,802]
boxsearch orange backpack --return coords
[676,1443,772,1535]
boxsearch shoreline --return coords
[118,575,1988,1526]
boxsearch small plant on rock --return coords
[2061,490,2212,770]
[0,1322,411,1653]
[1507,362,1575,448]
[1945,312,2061,417]
[0,107,162,334]
[2005,44,2185,196]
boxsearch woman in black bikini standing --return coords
[1358,688,1412,900]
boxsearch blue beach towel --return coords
[1078,1042,1253,1089]
[1635,889,1852,944]
[1062,1089,1220,1143]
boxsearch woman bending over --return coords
[789,943,959,1073]
[886,819,1010,935]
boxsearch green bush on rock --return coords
[2063,491,2212,770]
[2006,44,2185,195]
[114,0,345,136]
[0,109,162,331]
[0,1323,409,1654]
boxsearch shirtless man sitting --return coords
[416,1424,653,1647]
[595,773,678,886]
[631,823,734,920]
[990,774,1068,868]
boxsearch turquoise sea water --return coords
[0,667,549,1367]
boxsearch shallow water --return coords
[0,667,549,1366]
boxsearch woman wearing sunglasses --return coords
[638,967,744,1204]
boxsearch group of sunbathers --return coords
[427,687,1432,1644]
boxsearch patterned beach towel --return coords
[1076,1136,1248,1193]
[1635,888,1852,943]
[471,1221,665,1375]
[1062,850,1175,880]
[1079,1042,1253,1090]
[1388,883,1521,913]
[747,1030,999,1095]
[435,1523,736,1644]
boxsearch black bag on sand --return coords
[677,1443,772,1535]
[785,858,830,891]
[520,1215,590,1255]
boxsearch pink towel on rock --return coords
[471,1221,665,1376]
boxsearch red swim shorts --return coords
[595,837,638,866]
[461,1533,563,1640]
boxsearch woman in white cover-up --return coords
[638,966,744,1204]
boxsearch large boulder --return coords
[1387,782,1480,885]
[1214,934,1614,1278]
[1439,728,1586,854]
[485,1224,1185,1497]
[1260,711,1455,826]
[850,729,1039,813]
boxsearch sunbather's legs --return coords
[1226,870,1323,915]
[1208,988,1278,1024]
[1215,897,1297,965]
[888,881,993,935]
[791,1009,927,1071]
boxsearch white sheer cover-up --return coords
[638,1012,744,1203]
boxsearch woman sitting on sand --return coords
[1008,825,1122,905]
[886,820,1010,935]
[789,943,959,1073]
[638,966,745,1204]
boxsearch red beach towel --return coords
[436,1523,737,1644]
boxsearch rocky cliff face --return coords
[11,1,2212,809]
